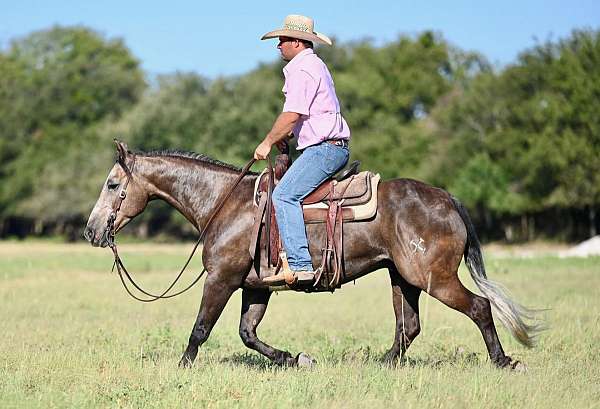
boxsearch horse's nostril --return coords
[83,227,94,242]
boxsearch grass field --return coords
[1,241,599,408]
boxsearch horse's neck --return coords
[140,156,252,230]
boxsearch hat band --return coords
[284,22,312,33]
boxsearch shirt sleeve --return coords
[282,69,318,116]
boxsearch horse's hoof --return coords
[381,352,399,367]
[178,355,194,368]
[296,352,316,368]
[511,360,528,373]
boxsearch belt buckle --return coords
[324,139,348,148]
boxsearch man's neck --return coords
[285,48,313,65]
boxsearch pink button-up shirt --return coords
[282,48,351,150]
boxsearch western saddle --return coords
[249,149,380,293]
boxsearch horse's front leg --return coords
[179,272,238,367]
[239,288,311,366]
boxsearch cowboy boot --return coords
[262,251,315,285]
[262,270,316,285]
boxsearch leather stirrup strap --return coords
[249,194,268,259]
[269,206,280,266]
[316,182,338,290]
[265,156,274,268]
[332,201,344,287]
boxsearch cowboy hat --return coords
[261,14,333,46]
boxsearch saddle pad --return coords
[303,173,380,223]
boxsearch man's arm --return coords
[254,111,300,160]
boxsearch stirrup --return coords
[262,251,292,285]
[263,273,287,285]
[263,251,316,286]
[262,270,316,286]
[295,270,316,284]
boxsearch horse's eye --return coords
[107,181,120,191]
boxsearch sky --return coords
[1,0,599,78]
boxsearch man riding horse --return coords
[254,14,351,285]
[84,15,540,370]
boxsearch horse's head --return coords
[84,140,149,247]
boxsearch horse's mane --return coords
[137,149,257,174]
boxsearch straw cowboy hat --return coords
[261,14,333,46]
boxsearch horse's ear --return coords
[114,139,129,163]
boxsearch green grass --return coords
[1,242,599,408]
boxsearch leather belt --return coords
[324,139,349,148]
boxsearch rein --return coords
[107,154,258,302]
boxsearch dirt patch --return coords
[559,236,600,258]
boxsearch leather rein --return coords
[107,153,257,302]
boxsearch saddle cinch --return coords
[249,153,381,293]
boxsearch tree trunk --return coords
[136,221,149,239]
[484,209,493,230]
[34,219,44,235]
[504,223,514,242]
[567,210,574,241]
[521,214,528,242]
[55,221,64,236]
[590,207,597,238]
[528,215,535,241]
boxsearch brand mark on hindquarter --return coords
[410,237,426,254]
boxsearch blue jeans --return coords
[272,142,349,271]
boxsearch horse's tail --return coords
[450,195,542,348]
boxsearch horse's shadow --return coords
[218,347,483,371]
[396,349,482,369]
[219,352,276,370]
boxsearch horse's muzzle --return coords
[83,226,94,243]
[83,226,110,248]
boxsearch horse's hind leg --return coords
[238,288,300,366]
[383,267,421,365]
[427,275,514,368]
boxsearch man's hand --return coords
[254,139,272,160]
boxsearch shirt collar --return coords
[283,48,314,75]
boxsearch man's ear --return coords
[114,139,129,163]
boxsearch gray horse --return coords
[84,141,540,369]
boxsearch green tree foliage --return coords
[432,29,600,219]
[114,62,284,166]
[331,32,455,179]
[0,26,145,229]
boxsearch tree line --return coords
[0,26,598,242]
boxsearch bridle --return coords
[106,152,258,302]
[106,153,137,248]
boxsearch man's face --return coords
[277,36,303,61]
